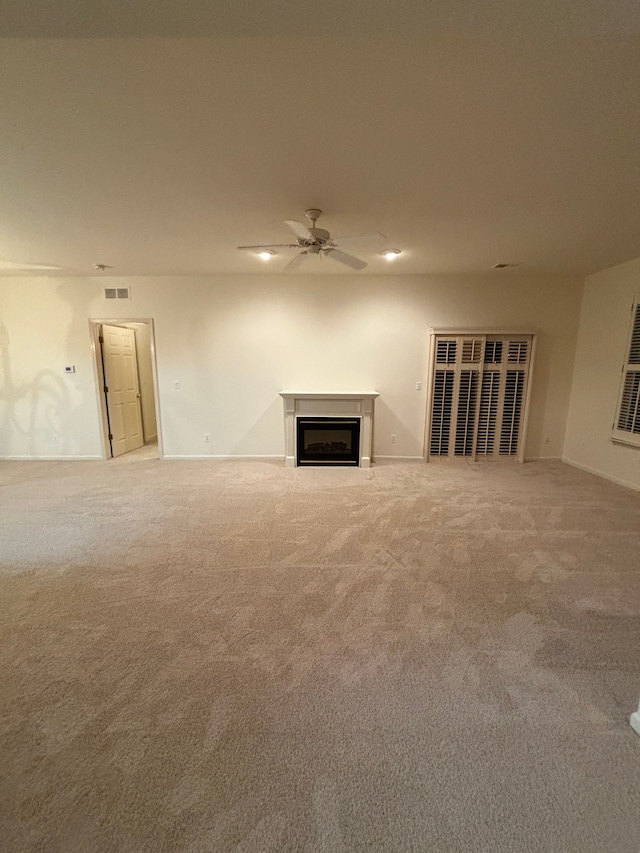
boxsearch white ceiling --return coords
[1,0,640,276]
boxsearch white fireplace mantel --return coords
[280,392,379,468]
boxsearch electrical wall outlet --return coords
[416,381,423,390]
[173,380,181,390]
[52,434,59,444]
[391,434,396,443]
[204,433,210,443]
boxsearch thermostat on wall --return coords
[64,365,75,373]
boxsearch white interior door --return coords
[101,324,144,457]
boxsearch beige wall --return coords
[564,256,640,490]
[0,273,582,460]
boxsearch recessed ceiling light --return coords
[382,249,401,260]
[258,250,276,260]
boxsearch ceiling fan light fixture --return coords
[238,210,371,271]
[383,249,401,260]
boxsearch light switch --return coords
[173,380,181,389]
[416,381,423,391]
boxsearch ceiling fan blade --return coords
[284,251,309,272]
[0,258,62,270]
[323,248,367,270]
[333,231,387,246]
[237,244,297,250]
[285,220,313,240]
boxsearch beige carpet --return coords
[1,457,639,852]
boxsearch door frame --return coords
[89,318,164,460]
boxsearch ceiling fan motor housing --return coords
[303,209,330,244]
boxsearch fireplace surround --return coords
[280,392,379,468]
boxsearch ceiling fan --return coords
[237,209,385,271]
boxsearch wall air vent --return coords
[104,287,130,300]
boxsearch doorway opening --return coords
[89,319,162,460]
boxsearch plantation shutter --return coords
[612,300,640,447]
[427,333,534,461]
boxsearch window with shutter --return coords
[484,341,503,364]
[455,370,479,455]
[436,340,457,363]
[500,370,525,455]
[612,300,640,447]
[430,370,455,455]
[426,332,534,462]
[462,339,482,363]
[507,340,528,364]
[477,370,500,454]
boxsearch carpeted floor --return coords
[1,457,639,852]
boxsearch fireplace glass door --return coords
[296,417,360,466]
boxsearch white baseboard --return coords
[0,455,103,461]
[562,457,640,492]
[630,710,640,737]
[374,456,425,462]
[524,455,562,462]
[162,454,284,461]
[162,454,424,465]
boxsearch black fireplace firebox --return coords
[296,417,361,466]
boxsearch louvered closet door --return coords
[428,334,533,461]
